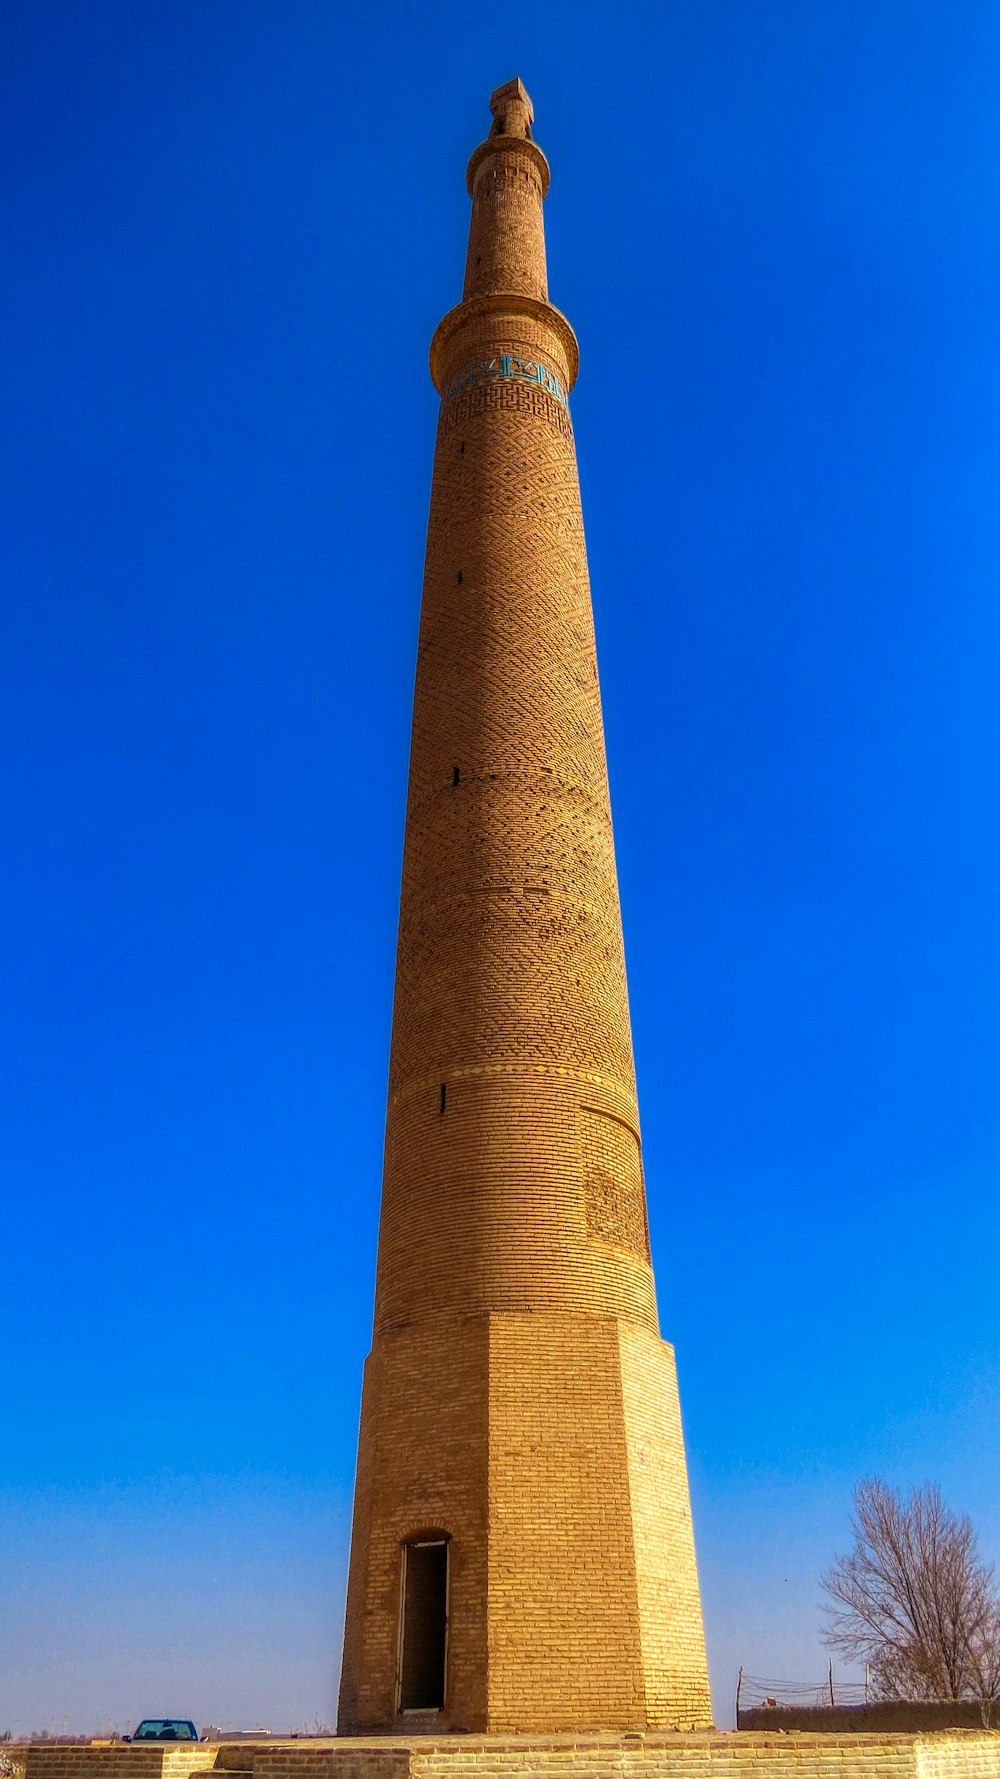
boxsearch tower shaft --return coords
[338,80,712,1737]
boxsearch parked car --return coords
[125,1722,201,1744]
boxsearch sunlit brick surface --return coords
[338,80,712,1735]
[23,1734,1000,1779]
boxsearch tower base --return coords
[339,1311,712,1734]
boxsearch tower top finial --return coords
[489,77,533,140]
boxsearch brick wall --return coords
[740,1708,998,1735]
[487,1313,646,1731]
[24,1750,218,1779]
[618,1330,712,1728]
[339,1321,491,1733]
[22,1734,1000,1779]
[410,1733,1000,1779]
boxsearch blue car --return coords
[128,1722,200,1743]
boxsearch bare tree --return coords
[966,1601,1000,1727]
[822,1478,1000,1717]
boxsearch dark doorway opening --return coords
[398,1538,449,1711]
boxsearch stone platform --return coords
[18,1731,1000,1779]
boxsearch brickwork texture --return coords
[23,1735,1000,1779]
[338,78,712,1735]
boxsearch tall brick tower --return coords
[338,80,712,1738]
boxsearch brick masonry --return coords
[337,79,712,1734]
[21,1754,218,1779]
[21,1735,1000,1779]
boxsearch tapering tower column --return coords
[338,80,712,1737]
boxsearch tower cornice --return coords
[465,132,551,198]
[429,291,580,394]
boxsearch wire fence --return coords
[737,1666,869,1713]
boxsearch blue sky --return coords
[2,0,999,1737]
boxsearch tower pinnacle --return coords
[459,78,551,303]
[489,76,533,138]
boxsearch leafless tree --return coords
[822,1478,1000,1718]
[966,1601,1000,1727]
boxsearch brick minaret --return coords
[338,80,712,1737]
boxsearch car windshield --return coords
[134,1723,197,1741]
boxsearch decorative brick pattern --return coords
[339,82,711,1734]
[581,1106,649,1259]
[438,375,574,441]
[462,89,550,305]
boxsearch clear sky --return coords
[2,0,999,1739]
